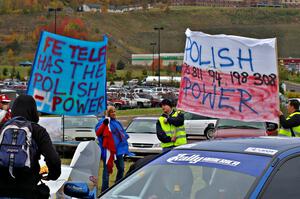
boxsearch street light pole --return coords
[48,7,62,34]
[150,42,156,76]
[154,27,163,86]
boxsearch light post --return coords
[48,7,62,34]
[154,27,163,86]
[150,42,156,76]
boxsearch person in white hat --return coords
[0,94,12,128]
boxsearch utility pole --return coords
[154,27,163,86]
[150,42,156,76]
[48,7,62,34]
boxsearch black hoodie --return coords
[0,95,61,199]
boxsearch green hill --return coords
[1,6,300,65]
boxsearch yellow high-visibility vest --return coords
[279,112,300,137]
[159,111,187,148]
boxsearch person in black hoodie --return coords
[0,95,61,199]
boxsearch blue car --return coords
[64,137,300,199]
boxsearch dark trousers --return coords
[101,155,125,192]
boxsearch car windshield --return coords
[126,119,157,134]
[217,119,265,129]
[63,116,98,129]
[101,150,271,199]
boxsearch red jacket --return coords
[96,123,116,174]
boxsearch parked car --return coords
[126,117,162,155]
[63,115,98,142]
[40,115,99,142]
[109,98,134,109]
[38,115,98,156]
[184,112,217,139]
[65,137,300,199]
[204,118,272,140]
[120,93,151,108]
[137,93,163,107]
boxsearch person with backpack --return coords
[0,94,12,128]
[0,95,61,199]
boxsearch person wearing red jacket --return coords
[0,94,12,128]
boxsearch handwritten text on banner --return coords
[27,31,108,115]
[177,29,279,123]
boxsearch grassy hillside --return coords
[0,7,300,65]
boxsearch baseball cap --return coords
[160,99,173,107]
[0,94,11,103]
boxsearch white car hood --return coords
[128,133,160,144]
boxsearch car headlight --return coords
[153,143,161,148]
[128,143,133,147]
[64,135,73,141]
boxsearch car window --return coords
[126,119,157,134]
[217,119,265,129]
[260,156,300,199]
[102,150,271,199]
[63,117,98,129]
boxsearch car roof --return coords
[176,137,300,157]
[133,117,158,120]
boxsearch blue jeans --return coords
[101,155,125,192]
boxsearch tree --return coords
[142,68,147,76]
[279,65,289,81]
[3,68,8,76]
[27,67,32,76]
[7,49,16,66]
[125,70,132,82]
[10,66,16,79]
[16,71,21,80]
[109,63,116,74]
[6,40,20,53]
[34,17,88,41]
[117,60,125,70]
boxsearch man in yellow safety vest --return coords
[156,99,187,152]
[278,99,300,137]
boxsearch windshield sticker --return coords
[167,153,240,166]
[151,150,272,176]
[245,147,278,155]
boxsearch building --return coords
[131,53,184,66]
[77,4,101,12]
[279,58,300,72]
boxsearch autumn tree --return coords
[109,63,116,74]
[34,17,88,41]
[7,49,16,66]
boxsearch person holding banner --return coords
[156,99,187,152]
[95,105,131,192]
[278,99,300,137]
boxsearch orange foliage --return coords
[23,52,35,60]
[33,16,88,41]
[3,33,19,44]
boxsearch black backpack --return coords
[0,116,37,178]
